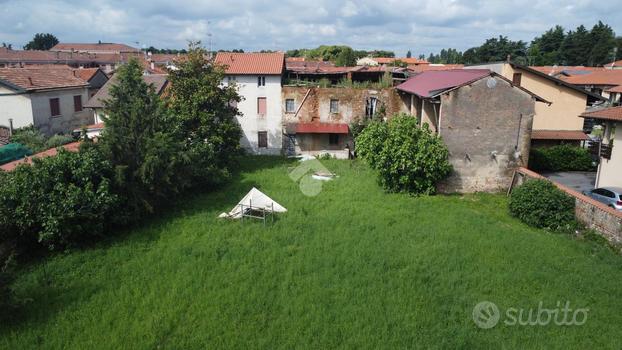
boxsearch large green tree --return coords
[23,33,59,50]
[588,21,617,66]
[165,42,242,185]
[100,58,188,217]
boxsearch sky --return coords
[1,0,622,56]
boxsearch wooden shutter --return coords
[49,98,60,117]
[258,131,268,148]
[512,73,522,86]
[73,95,83,112]
[257,97,267,116]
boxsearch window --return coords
[257,76,265,87]
[330,99,339,113]
[227,76,236,84]
[512,73,522,86]
[365,97,377,118]
[73,95,83,112]
[285,99,295,113]
[49,98,60,117]
[257,97,267,116]
[329,133,339,145]
[258,131,268,148]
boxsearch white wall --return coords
[229,74,282,155]
[0,85,34,129]
[596,121,622,188]
[30,87,91,135]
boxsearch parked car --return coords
[583,187,622,211]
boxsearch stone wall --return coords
[511,167,622,244]
[437,76,536,193]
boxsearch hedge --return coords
[529,144,594,172]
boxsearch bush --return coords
[10,126,46,153]
[356,114,452,194]
[45,134,75,149]
[509,179,576,232]
[0,144,120,250]
[529,144,594,172]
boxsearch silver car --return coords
[583,187,622,211]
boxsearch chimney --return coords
[506,54,511,63]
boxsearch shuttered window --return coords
[512,73,522,86]
[258,131,268,148]
[257,97,267,117]
[73,95,83,112]
[49,98,61,117]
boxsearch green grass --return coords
[2,157,622,349]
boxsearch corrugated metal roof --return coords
[214,52,285,75]
[395,69,490,98]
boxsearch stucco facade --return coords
[0,86,91,135]
[596,121,621,188]
[228,74,283,155]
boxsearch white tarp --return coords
[218,187,287,219]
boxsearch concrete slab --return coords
[541,171,596,194]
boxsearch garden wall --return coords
[510,167,622,244]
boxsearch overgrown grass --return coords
[2,157,622,349]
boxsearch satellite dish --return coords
[486,77,497,88]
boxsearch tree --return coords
[406,50,412,58]
[100,58,188,217]
[356,114,452,195]
[560,25,591,65]
[165,42,242,186]
[23,33,59,50]
[335,47,356,66]
[1,43,11,49]
[530,25,565,65]
[589,21,616,66]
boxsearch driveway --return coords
[541,171,596,194]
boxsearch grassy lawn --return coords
[2,157,622,349]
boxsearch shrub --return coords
[10,126,46,153]
[356,114,452,194]
[45,134,74,149]
[0,144,120,250]
[509,179,576,232]
[529,144,594,172]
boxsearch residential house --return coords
[282,86,409,158]
[562,69,622,104]
[285,64,408,86]
[0,67,91,135]
[50,43,139,54]
[214,52,285,155]
[396,69,548,193]
[74,67,109,98]
[82,74,168,138]
[580,107,622,188]
[466,62,604,147]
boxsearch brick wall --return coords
[511,167,622,244]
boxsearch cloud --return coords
[0,0,620,57]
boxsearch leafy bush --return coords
[509,179,576,231]
[356,114,452,194]
[0,144,119,250]
[10,126,46,153]
[45,134,75,149]
[529,144,594,172]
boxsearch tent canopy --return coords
[218,187,287,219]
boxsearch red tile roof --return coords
[51,43,138,53]
[0,141,81,171]
[529,66,604,76]
[407,64,464,73]
[580,106,622,122]
[0,49,140,65]
[531,130,588,140]
[604,60,622,68]
[0,67,88,91]
[605,85,622,93]
[373,57,429,65]
[396,69,490,98]
[74,68,101,81]
[85,74,168,108]
[214,52,285,75]
[563,70,622,86]
[296,123,349,134]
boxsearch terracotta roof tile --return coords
[0,142,81,172]
[214,52,284,75]
[580,106,622,122]
[531,130,588,140]
[74,68,100,81]
[51,43,138,53]
[563,70,622,86]
[0,67,88,91]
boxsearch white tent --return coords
[218,187,287,219]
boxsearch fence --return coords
[510,167,622,244]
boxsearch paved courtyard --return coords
[542,171,596,194]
